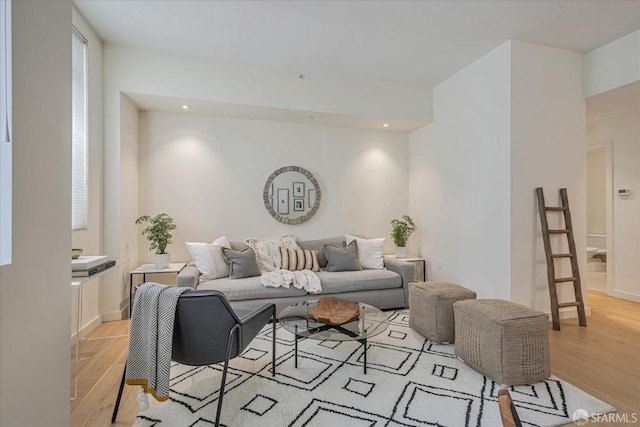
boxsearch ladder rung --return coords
[558,302,581,308]
[552,253,574,258]
[549,229,569,234]
[555,277,577,283]
[545,207,566,211]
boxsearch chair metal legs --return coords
[111,367,126,423]
[216,324,241,427]
[271,307,276,377]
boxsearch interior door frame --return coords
[586,141,614,295]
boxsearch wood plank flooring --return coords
[71,291,639,426]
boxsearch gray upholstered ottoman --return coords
[453,299,551,385]
[408,281,477,343]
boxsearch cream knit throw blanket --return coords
[125,282,190,401]
[246,235,322,294]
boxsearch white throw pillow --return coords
[186,236,231,281]
[345,234,385,269]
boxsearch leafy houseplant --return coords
[135,213,176,268]
[390,215,416,258]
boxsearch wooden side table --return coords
[129,262,187,317]
[389,255,426,282]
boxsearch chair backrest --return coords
[171,289,242,366]
[497,389,523,427]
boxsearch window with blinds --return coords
[72,27,88,231]
[0,0,12,266]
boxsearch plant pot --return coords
[395,246,407,259]
[154,253,170,269]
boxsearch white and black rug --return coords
[133,310,614,427]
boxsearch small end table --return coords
[129,262,187,316]
[389,255,426,282]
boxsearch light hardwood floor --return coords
[71,291,640,426]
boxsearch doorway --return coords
[585,142,613,295]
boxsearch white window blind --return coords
[72,27,88,231]
[0,0,12,266]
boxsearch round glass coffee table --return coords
[278,300,390,374]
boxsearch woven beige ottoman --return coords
[409,281,477,343]
[453,299,550,385]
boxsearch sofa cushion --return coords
[279,247,320,272]
[345,234,385,269]
[316,270,402,293]
[197,276,308,300]
[298,236,345,268]
[324,243,362,272]
[222,247,261,279]
[185,236,231,281]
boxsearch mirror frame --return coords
[263,166,321,225]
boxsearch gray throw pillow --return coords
[222,247,261,279]
[324,243,362,272]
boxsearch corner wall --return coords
[0,1,72,425]
[409,40,587,314]
[510,40,586,311]
[409,41,512,299]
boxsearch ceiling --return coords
[74,0,640,128]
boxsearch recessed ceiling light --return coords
[182,105,190,109]
[383,123,389,128]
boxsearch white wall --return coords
[510,40,586,311]
[409,41,512,300]
[101,94,140,320]
[71,5,104,337]
[409,40,587,315]
[0,1,72,426]
[138,111,409,263]
[584,29,640,98]
[587,112,640,301]
[117,94,141,310]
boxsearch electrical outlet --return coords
[437,259,443,270]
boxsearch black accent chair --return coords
[112,289,276,427]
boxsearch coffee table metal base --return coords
[294,324,368,374]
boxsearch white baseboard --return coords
[612,290,640,303]
[101,298,130,322]
[101,305,129,322]
[71,315,102,346]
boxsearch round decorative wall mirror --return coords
[263,166,321,224]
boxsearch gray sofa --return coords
[176,236,417,313]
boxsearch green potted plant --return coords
[135,213,177,268]
[390,215,416,259]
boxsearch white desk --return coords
[71,261,122,400]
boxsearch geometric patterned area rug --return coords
[133,310,614,427]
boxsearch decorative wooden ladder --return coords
[536,187,587,331]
